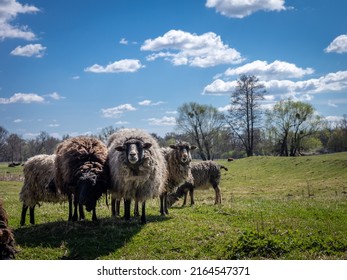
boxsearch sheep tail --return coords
[220,165,228,171]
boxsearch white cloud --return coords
[224,60,314,79]
[0,93,44,104]
[10,44,46,57]
[325,34,347,54]
[203,71,347,100]
[48,123,60,127]
[72,75,80,80]
[203,79,238,95]
[217,104,231,112]
[165,110,177,115]
[206,0,287,19]
[327,100,338,108]
[260,72,347,100]
[23,132,40,139]
[45,92,65,100]
[138,99,165,106]
[0,0,39,40]
[324,116,344,126]
[101,104,136,118]
[141,29,243,67]
[138,100,151,106]
[147,116,176,126]
[264,94,275,101]
[84,59,145,73]
[120,38,128,45]
[114,121,129,125]
[13,118,22,123]
[49,132,62,139]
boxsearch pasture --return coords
[0,152,346,260]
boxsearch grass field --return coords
[0,153,346,260]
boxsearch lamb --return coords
[55,136,109,222]
[167,160,228,207]
[107,128,167,224]
[19,154,66,226]
[159,140,196,215]
[0,197,17,259]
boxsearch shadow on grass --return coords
[14,215,170,260]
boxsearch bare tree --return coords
[25,131,60,157]
[176,102,225,160]
[0,126,9,160]
[6,133,24,162]
[98,125,119,143]
[226,75,265,157]
[265,99,322,156]
[326,114,347,152]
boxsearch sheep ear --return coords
[169,144,178,149]
[190,145,197,150]
[143,142,152,149]
[115,145,125,151]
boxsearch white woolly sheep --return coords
[55,136,109,222]
[19,154,66,226]
[107,128,167,224]
[168,160,228,207]
[159,140,196,215]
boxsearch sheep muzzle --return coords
[78,172,98,211]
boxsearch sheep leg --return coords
[91,208,97,221]
[140,201,146,224]
[116,199,121,216]
[20,204,28,226]
[190,189,195,206]
[29,206,35,224]
[72,195,78,222]
[164,193,169,215]
[212,183,222,204]
[160,193,166,216]
[111,198,115,216]
[124,199,131,221]
[160,192,169,215]
[78,203,85,220]
[68,194,73,221]
[111,198,121,217]
[134,200,139,217]
[182,191,187,207]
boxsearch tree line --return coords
[1,75,346,162]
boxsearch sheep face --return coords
[169,141,197,164]
[115,139,152,165]
[77,172,99,212]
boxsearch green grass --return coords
[0,163,23,181]
[0,153,346,260]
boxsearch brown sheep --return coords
[0,198,17,259]
[55,136,109,222]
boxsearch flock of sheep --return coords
[1,128,228,259]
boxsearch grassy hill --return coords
[0,152,346,260]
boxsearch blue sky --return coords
[1,0,347,139]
